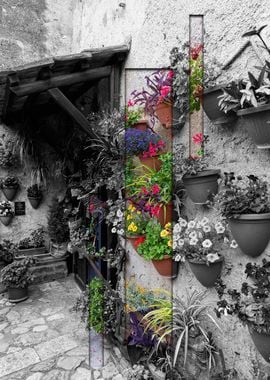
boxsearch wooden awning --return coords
[0,44,129,137]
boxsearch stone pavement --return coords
[0,277,127,380]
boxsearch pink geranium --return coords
[152,184,160,195]
[160,85,171,99]
[192,133,204,145]
[167,70,174,80]
[151,205,161,217]
[127,99,134,107]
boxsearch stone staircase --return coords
[30,253,68,284]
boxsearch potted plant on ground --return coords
[1,257,34,302]
[2,176,19,201]
[0,201,14,226]
[216,259,270,363]
[17,227,46,257]
[132,70,174,128]
[214,173,270,257]
[125,203,149,252]
[48,198,70,258]
[125,128,166,171]
[137,220,175,278]
[180,134,220,205]
[27,184,42,209]
[125,101,148,131]
[174,217,236,287]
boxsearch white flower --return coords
[179,218,188,227]
[188,221,196,229]
[203,225,211,233]
[175,254,182,262]
[116,209,123,218]
[173,241,178,250]
[206,253,220,263]
[201,217,209,226]
[178,239,185,247]
[216,226,225,234]
[215,222,223,229]
[230,240,238,249]
[173,223,181,233]
[202,239,212,248]
[119,229,124,235]
[113,220,118,226]
[190,238,198,246]
[111,227,117,233]
[189,231,197,239]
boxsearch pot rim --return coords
[126,234,146,239]
[203,84,226,94]
[2,185,19,189]
[188,256,224,265]
[183,169,221,179]
[237,102,270,116]
[229,213,270,220]
[152,255,172,261]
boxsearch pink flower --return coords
[192,133,204,145]
[141,187,149,195]
[127,99,134,107]
[160,86,171,98]
[191,44,203,60]
[167,70,174,80]
[89,204,95,213]
[151,205,161,217]
[152,184,160,195]
[157,140,165,148]
[148,142,158,157]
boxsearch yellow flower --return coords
[160,229,169,238]
[133,225,138,232]
[137,211,141,215]
[128,204,133,211]
[165,223,171,230]
[128,224,133,231]
[168,239,172,247]
[127,215,132,220]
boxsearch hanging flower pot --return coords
[132,120,149,131]
[27,185,42,209]
[0,214,13,226]
[156,203,173,226]
[228,213,270,257]
[183,170,220,205]
[126,235,146,251]
[188,257,223,287]
[203,86,237,126]
[237,103,270,149]
[28,196,42,209]
[2,186,18,201]
[249,328,270,363]
[139,154,162,171]
[155,102,172,129]
[152,255,176,278]
[8,287,28,303]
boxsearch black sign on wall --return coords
[15,202,26,216]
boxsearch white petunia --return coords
[173,241,178,250]
[116,209,123,218]
[215,222,223,229]
[230,240,238,249]
[173,223,181,233]
[206,253,220,263]
[175,254,182,262]
[111,227,117,233]
[189,231,197,239]
[201,217,209,226]
[178,239,185,247]
[216,226,225,234]
[179,218,188,227]
[203,225,211,233]
[190,238,198,246]
[202,239,212,248]
[119,229,124,235]
[188,221,196,229]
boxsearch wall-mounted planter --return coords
[183,170,220,205]
[155,102,172,128]
[0,215,13,226]
[28,196,42,209]
[249,328,270,363]
[132,120,149,131]
[228,213,270,257]
[188,258,223,287]
[203,86,237,126]
[152,255,178,278]
[8,287,28,303]
[237,103,270,149]
[2,186,18,201]
[156,202,173,226]
[126,235,145,252]
[139,154,162,171]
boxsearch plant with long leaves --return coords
[143,291,220,371]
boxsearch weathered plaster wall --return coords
[74,0,270,378]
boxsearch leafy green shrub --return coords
[88,277,104,334]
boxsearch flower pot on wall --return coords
[249,328,270,363]
[152,255,177,278]
[228,213,270,257]
[183,170,220,205]
[237,104,270,149]
[188,258,223,287]
[28,196,42,209]
[132,120,149,131]
[203,86,237,126]
[155,102,172,128]
[0,215,13,226]
[2,186,18,201]
[139,155,162,171]
[126,235,145,251]
[8,287,28,303]
[156,203,173,226]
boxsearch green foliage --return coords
[149,152,173,204]
[1,257,34,288]
[27,184,42,198]
[137,220,172,260]
[88,277,104,334]
[2,176,19,188]
[48,199,69,244]
[0,240,16,263]
[125,107,143,128]
[0,136,17,168]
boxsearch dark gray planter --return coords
[183,169,220,205]
[2,186,18,201]
[28,196,42,209]
[8,287,28,303]
[0,215,13,226]
[203,86,237,125]
[249,328,270,363]
[228,213,270,257]
[188,258,223,287]
[237,103,270,149]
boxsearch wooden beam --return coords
[47,87,97,139]
[10,66,112,97]
[2,73,20,122]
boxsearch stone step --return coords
[30,257,68,284]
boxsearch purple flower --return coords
[125,129,163,156]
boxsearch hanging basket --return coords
[249,328,270,363]
[188,258,223,287]
[155,102,172,128]
[228,213,270,257]
[2,186,18,201]
[126,235,145,252]
[28,196,42,209]
[183,170,220,205]
[0,215,13,226]
[152,255,178,278]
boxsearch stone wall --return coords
[73,1,270,378]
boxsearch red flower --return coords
[89,204,95,213]
[160,86,171,98]
[192,133,204,145]
[128,99,134,107]
[134,236,146,248]
[151,205,161,217]
[148,142,158,157]
[167,70,174,80]
[152,184,160,195]
[141,187,149,195]
[191,44,203,60]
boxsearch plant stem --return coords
[257,33,270,56]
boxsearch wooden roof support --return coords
[47,88,97,139]
[10,66,112,97]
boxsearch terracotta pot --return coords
[126,235,145,251]
[155,102,172,128]
[8,287,28,303]
[139,155,162,171]
[132,120,149,131]
[203,86,237,126]
[2,186,18,201]
[152,255,177,278]
[249,328,270,363]
[183,169,220,205]
[237,103,270,149]
[188,258,223,287]
[0,215,13,226]
[156,203,173,226]
[28,196,42,209]
[228,213,270,257]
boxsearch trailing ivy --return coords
[88,277,104,334]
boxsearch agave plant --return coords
[143,291,220,370]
